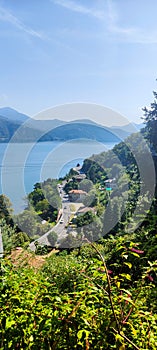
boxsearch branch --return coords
[112,328,140,350]
[84,238,121,334]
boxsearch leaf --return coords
[54,310,58,317]
[121,289,132,296]
[8,340,13,348]
[80,318,90,326]
[115,333,123,342]
[130,252,140,258]
[122,254,128,260]
[55,296,61,302]
[77,330,84,340]
[29,335,34,342]
[120,273,131,281]
[77,329,89,340]
[119,345,126,350]
[127,322,137,336]
[10,296,20,301]
[116,281,120,289]
[6,319,15,329]
[124,262,132,269]
[117,246,125,251]
[121,297,136,306]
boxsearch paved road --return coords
[29,182,80,251]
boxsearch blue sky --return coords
[0,0,157,123]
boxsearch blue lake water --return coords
[0,140,117,213]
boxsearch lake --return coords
[0,140,117,213]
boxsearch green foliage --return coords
[142,90,157,146]
[35,242,49,255]
[28,179,61,223]
[15,208,51,239]
[78,179,94,192]
[28,187,44,206]
[64,178,78,193]
[82,159,106,183]
[82,189,97,207]
[10,231,30,249]
[79,129,155,237]
[1,219,30,252]
[74,211,95,227]
[1,232,157,349]
[59,233,83,250]
[0,195,14,226]
[47,231,58,247]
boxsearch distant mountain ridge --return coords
[0,107,143,143]
[0,107,29,123]
[39,122,121,143]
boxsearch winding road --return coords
[29,182,81,251]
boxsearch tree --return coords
[28,188,44,207]
[48,194,61,210]
[15,209,50,238]
[142,89,157,149]
[142,90,157,124]
[78,179,93,192]
[1,219,16,252]
[82,189,97,207]
[47,231,58,247]
[64,179,78,193]
[0,195,14,226]
[35,199,49,212]
[59,233,82,250]
[74,211,95,227]
[11,232,30,248]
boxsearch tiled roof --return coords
[69,189,87,194]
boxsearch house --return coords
[68,189,87,202]
[104,178,116,190]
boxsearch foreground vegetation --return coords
[1,229,157,349]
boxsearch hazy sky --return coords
[0,0,157,123]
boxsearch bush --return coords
[47,231,58,247]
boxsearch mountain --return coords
[0,107,142,143]
[0,107,29,123]
[0,109,67,142]
[39,122,124,143]
[0,116,43,142]
[33,119,67,131]
[0,118,128,143]
[0,116,20,141]
[70,118,98,125]
[132,122,144,130]
[111,122,144,133]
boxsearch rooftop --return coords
[69,189,87,194]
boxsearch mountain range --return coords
[0,107,143,143]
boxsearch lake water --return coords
[0,140,117,213]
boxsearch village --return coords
[29,163,117,251]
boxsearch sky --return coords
[0,0,157,123]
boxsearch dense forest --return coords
[1,91,157,349]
